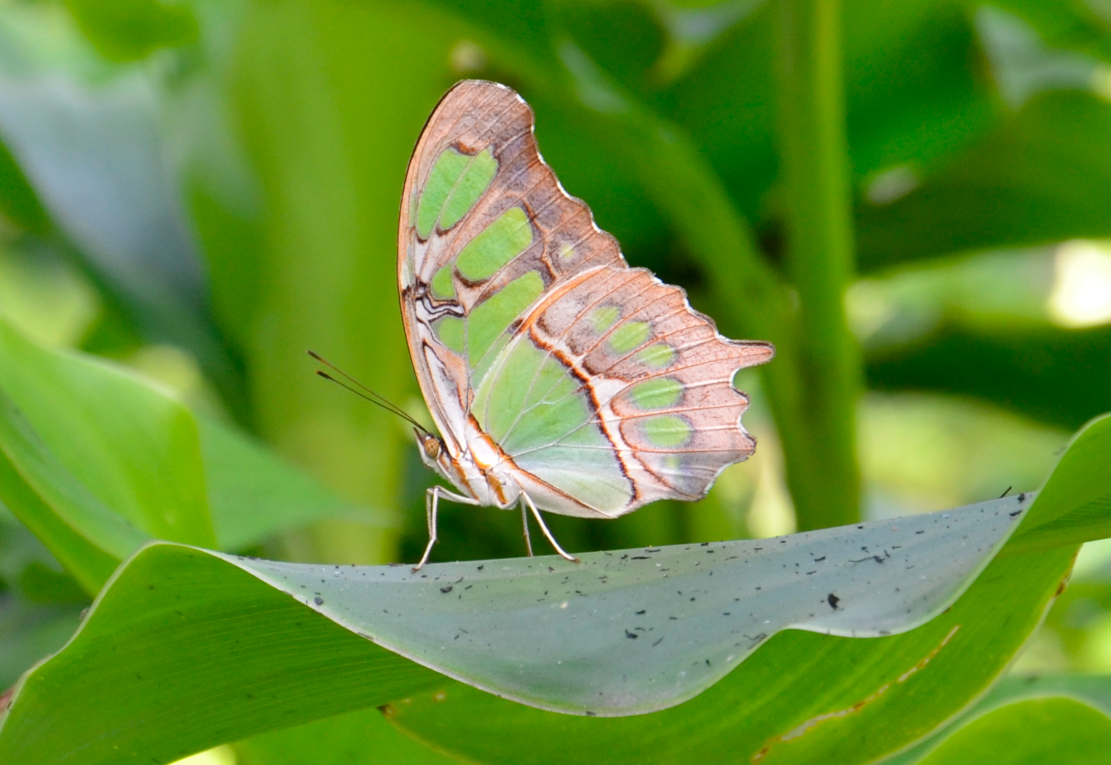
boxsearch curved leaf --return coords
[0,546,444,765]
[889,674,1111,764]
[0,318,214,592]
[0,319,360,590]
[234,495,1028,716]
[1,414,1109,763]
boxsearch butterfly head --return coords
[415,427,452,475]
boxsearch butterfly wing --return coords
[399,80,773,516]
[472,265,773,517]
[399,80,624,454]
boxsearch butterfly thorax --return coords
[415,425,521,510]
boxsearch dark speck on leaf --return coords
[440,585,453,594]
[477,565,484,570]
[1009,509,1022,517]
[313,597,324,606]
[1018,493,1026,502]
[814,556,826,562]
[828,593,841,609]
[585,711,597,717]
[635,609,646,615]
[625,630,638,639]
[631,556,650,560]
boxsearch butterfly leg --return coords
[520,504,534,557]
[414,485,480,571]
[521,492,579,563]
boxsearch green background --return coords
[2,0,1111,763]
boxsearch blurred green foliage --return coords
[1,0,1111,761]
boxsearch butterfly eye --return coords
[424,436,441,459]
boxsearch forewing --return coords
[398,80,623,449]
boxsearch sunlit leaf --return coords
[0,319,362,590]
[888,674,1111,764]
[2,414,1109,762]
[233,706,461,765]
[0,319,214,592]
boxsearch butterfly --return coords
[399,80,774,569]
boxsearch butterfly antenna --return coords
[308,350,429,433]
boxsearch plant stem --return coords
[775,0,861,529]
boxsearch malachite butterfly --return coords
[399,80,774,568]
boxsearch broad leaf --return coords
[1,415,1108,763]
[0,318,359,592]
[233,706,462,765]
[889,674,1111,764]
[198,417,387,551]
[0,319,214,592]
[0,70,241,405]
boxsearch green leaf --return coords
[0,546,445,765]
[649,0,995,223]
[888,674,1111,764]
[225,497,1029,716]
[867,322,1111,432]
[0,71,245,411]
[0,597,84,691]
[198,417,387,551]
[381,547,1074,765]
[1006,413,1111,555]
[857,91,1111,269]
[0,315,373,584]
[919,698,1111,764]
[63,0,198,62]
[234,706,462,765]
[986,0,1111,64]
[0,137,48,233]
[0,319,215,592]
[2,413,1109,762]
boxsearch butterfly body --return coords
[399,81,773,567]
[416,421,521,510]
